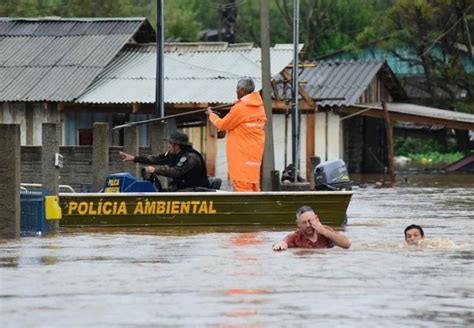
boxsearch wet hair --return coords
[296,205,314,219]
[404,224,424,238]
[237,77,255,94]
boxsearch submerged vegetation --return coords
[395,136,465,164]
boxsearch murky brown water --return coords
[1,174,473,327]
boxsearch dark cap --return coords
[164,131,192,146]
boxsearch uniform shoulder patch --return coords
[177,156,187,167]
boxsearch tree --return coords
[272,0,377,58]
[378,0,473,105]
[371,0,473,152]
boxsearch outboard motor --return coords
[314,159,352,191]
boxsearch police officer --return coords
[119,131,209,191]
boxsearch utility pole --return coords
[260,0,275,191]
[156,0,164,118]
[218,0,237,43]
[291,0,299,181]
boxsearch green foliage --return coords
[375,0,474,103]
[407,151,464,164]
[162,1,203,41]
[0,0,134,17]
[395,137,464,164]
[271,0,379,58]
[454,101,473,114]
[395,136,443,156]
[0,0,471,96]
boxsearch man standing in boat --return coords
[272,206,351,251]
[206,77,266,192]
[119,131,209,191]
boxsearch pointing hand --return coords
[119,151,134,162]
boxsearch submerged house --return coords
[1,18,473,182]
[0,17,300,183]
[275,60,474,174]
[0,17,156,145]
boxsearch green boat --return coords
[58,190,352,227]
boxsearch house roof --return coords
[317,44,474,76]
[164,41,254,52]
[0,17,155,102]
[349,103,474,130]
[317,44,473,100]
[76,43,299,104]
[277,60,405,108]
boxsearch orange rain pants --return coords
[232,180,260,192]
[209,91,266,191]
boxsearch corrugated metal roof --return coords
[164,42,255,52]
[77,44,297,104]
[277,60,386,107]
[354,103,474,125]
[0,18,155,102]
[318,45,474,76]
[0,17,151,36]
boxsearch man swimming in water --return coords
[404,224,425,245]
[272,206,351,251]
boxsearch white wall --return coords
[315,111,342,162]
[315,112,326,161]
[1,102,60,145]
[32,103,43,145]
[2,103,27,144]
[215,137,229,189]
[327,111,342,160]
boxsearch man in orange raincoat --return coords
[206,77,267,192]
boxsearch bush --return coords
[407,152,464,164]
[395,137,464,164]
[394,137,443,156]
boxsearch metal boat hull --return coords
[59,191,352,227]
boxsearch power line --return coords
[208,0,246,9]
[421,5,472,57]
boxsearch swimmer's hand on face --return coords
[272,241,288,251]
[309,215,329,236]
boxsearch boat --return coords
[58,170,352,227]
[58,190,352,227]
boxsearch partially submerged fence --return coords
[20,191,46,236]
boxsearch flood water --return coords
[1,174,473,327]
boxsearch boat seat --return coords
[208,177,222,190]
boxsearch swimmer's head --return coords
[404,224,425,245]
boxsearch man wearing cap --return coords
[119,131,209,191]
[206,77,266,192]
[272,206,351,251]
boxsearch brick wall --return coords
[21,146,151,192]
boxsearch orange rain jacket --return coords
[209,91,267,183]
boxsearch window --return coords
[78,128,93,145]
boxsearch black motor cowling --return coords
[314,159,352,191]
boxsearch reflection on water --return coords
[0,174,473,327]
